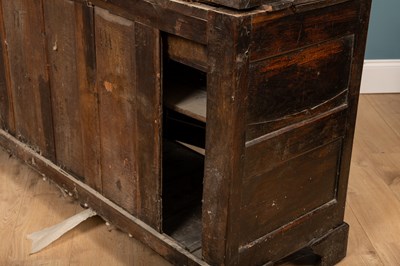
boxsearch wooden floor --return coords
[0,94,399,265]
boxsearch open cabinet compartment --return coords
[161,57,207,255]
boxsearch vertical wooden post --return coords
[203,11,251,265]
[336,0,372,219]
[0,0,15,133]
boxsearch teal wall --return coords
[365,0,400,59]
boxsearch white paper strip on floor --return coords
[27,208,97,254]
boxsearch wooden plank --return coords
[339,205,384,266]
[44,0,84,179]
[0,129,208,266]
[0,0,14,132]
[247,37,353,140]
[0,148,30,261]
[202,12,251,265]
[5,166,78,264]
[134,22,162,230]
[165,86,207,123]
[347,163,400,266]
[95,7,138,214]
[167,35,208,72]
[1,0,55,160]
[74,2,102,191]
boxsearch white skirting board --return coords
[360,60,400,94]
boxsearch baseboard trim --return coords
[360,60,400,94]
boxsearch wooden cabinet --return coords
[0,0,371,265]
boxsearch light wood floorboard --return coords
[0,94,399,265]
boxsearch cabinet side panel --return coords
[44,0,84,179]
[203,13,251,265]
[95,7,138,214]
[1,0,55,159]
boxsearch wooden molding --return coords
[361,60,400,94]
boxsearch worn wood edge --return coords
[239,199,337,252]
[246,104,348,147]
[0,129,208,266]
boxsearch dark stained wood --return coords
[95,8,162,228]
[1,0,55,160]
[250,0,359,61]
[0,0,14,133]
[44,0,84,179]
[245,108,347,181]
[165,83,207,123]
[134,22,162,230]
[167,35,207,72]
[202,12,251,266]
[74,2,102,191]
[247,37,353,140]
[241,140,342,245]
[95,7,138,214]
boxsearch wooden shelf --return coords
[164,84,207,123]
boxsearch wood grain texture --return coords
[74,2,102,191]
[245,109,347,179]
[202,12,251,265]
[87,0,208,44]
[44,0,84,179]
[95,7,138,214]
[95,8,162,229]
[167,35,207,72]
[134,22,162,230]
[0,0,14,132]
[1,0,55,159]
[241,140,341,244]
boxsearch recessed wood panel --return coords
[240,139,342,245]
[247,37,353,140]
